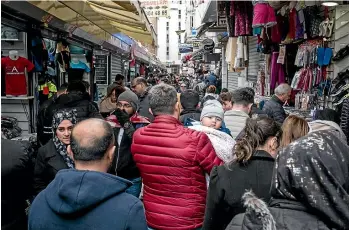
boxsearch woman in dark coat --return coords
[33,109,77,195]
[203,117,281,230]
[227,130,349,230]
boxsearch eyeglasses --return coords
[116,103,132,109]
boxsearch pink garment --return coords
[270,52,286,90]
[230,1,253,36]
[252,3,277,28]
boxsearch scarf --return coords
[52,109,77,169]
[272,130,349,229]
[99,97,117,113]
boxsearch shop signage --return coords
[201,39,215,52]
[193,42,200,49]
[179,43,193,54]
[140,0,169,18]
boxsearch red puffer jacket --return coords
[131,115,222,230]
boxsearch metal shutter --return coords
[111,54,122,79]
[247,36,260,83]
[227,71,240,91]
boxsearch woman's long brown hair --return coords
[280,115,309,148]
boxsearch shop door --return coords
[247,36,260,83]
[227,71,240,91]
[111,54,122,80]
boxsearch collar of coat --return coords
[106,113,150,128]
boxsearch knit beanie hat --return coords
[200,100,224,121]
[117,90,139,112]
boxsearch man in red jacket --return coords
[131,83,222,230]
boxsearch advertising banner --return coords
[141,0,169,18]
[179,44,193,54]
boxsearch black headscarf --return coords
[271,130,349,229]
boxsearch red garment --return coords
[1,57,34,95]
[131,115,222,230]
[106,112,150,128]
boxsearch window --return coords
[167,34,169,42]
[178,22,181,30]
[167,47,169,52]
[178,10,181,19]
[166,52,169,59]
[179,0,182,4]
[166,22,169,27]
[191,16,194,28]
[178,35,181,43]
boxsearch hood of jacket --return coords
[44,169,132,216]
[56,92,91,106]
[309,120,346,142]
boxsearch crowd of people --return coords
[2,70,349,230]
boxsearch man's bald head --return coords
[70,119,114,161]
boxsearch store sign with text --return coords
[179,43,193,54]
[140,0,169,18]
[201,39,215,52]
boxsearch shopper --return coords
[224,88,253,139]
[2,139,34,230]
[203,117,281,230]
[179,89,201,124]
[106,90,150,197]
[29,119,147,230]
[280,115,309,148]
[243,87,267,118]
[131,77,154,121]
[262,83,291,124]
[99,83,125,114]
[227,130,349,230]
[220,92,233,111]
[37,83,68,146]
[46,81,102,122]
[132,84,221,230]
[33,109,77,195]
[310,109,347,142]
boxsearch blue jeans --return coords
[125,177,142,198]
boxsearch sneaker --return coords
[332,45,349,62]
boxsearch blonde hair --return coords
[280,115,309,148]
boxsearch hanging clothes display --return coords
[252,2,277,28]
[56,41,71,73]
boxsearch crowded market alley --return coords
[1,0,349,230]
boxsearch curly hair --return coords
[234,117,281,163]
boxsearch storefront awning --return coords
[28,0,156,45]
[201,0,217,24]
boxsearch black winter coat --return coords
[203,150,275,230]
[179,109,201,124]
[340,98,349,145]
[108,126,141,180]
[1,139,34,230]
[38,92,102,146]
[138,88,154,122]
[227,199,331,230]
[33,140,69,195]
[262,95,286,124]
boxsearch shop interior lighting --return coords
[322,1,339,6]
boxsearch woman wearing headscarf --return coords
[33,109,77,195]
[227,130,349,230]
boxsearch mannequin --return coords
[9,50,19,60]
[1,50,34,96]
